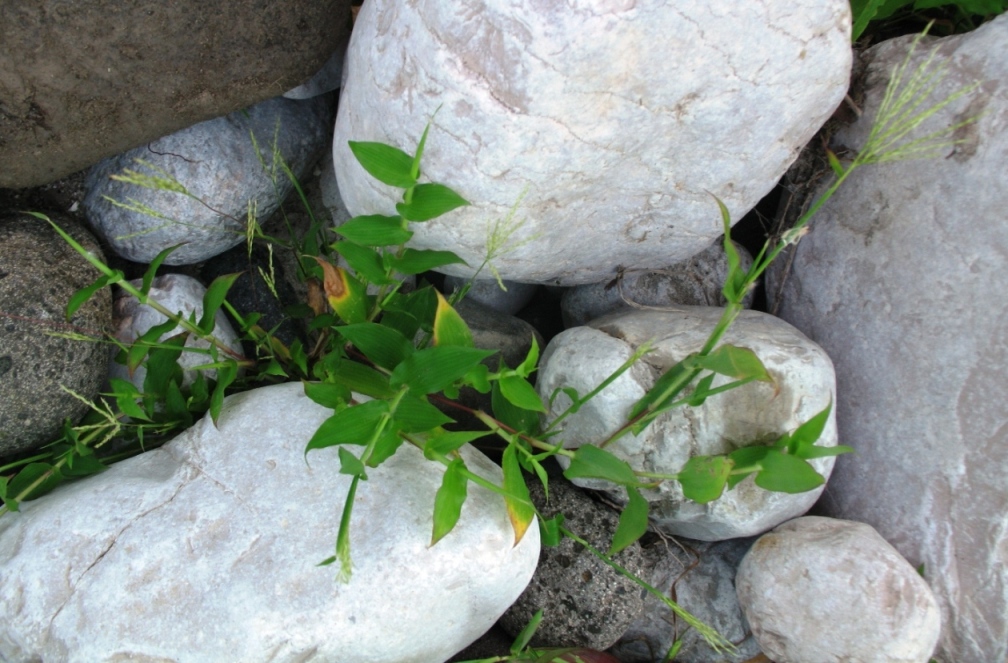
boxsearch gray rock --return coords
[284,32,351,99]
[456,298,544,371]
[83,95,332,265]
[499,478,650,651]
[0,213,111,456]
[446,275,539,316]
[612,537,761,663]
[765,16,1008,662]
[333,0,851,285]
[109,274,246,389]
[562,240,755,328]
[0,0,350,189]
[539,308,838,541]
[736,517,941,663]
[0,382,539,662]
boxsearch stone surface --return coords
[333,0,851,285]
[0,382,539,662]
[110,274,246,389]
[736,517,941,663]
[284,32,351,100]
[561,239,755,328]
[83,95,332,265]
[0,0,350,189]
[0,213,111,456]
[765,17,1008,663]
[539,308,838,541]
[612,537,761,663]
[445,275,539,316]
[499,478,650,651]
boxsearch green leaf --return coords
[786,401,833,457]
[754,450,825,494]
[564,445,638,485]
[390,346,496,395]
[516,336,540,378]
[677,455,732,504]
[163,379,192,426]
[801,444,854,459]
[332,241,395,285]
[610,487,649,555]
[331,474,361,581]
[629,358,696,420]
[305,399,390,454]
[431,458,469,545]
[208,360,238,427]
[851,0,891,41]
[4,463,62,509]
[695,344,773,383]
[389,248,467,275]
[303,381,351,410]
[502,445,535,545]
[378,310,420,342]
[714,196,747,303]
[411,117,434,181]
[338,323,414,371]
[510,609,545,655]
[366,429,405,467]
[395,394,453,433]
[499,374,546,413]
[108,378,151,421]
[492,379,541,436]
[331,361,397,399]
[422,430,491,460]
[338,447,367,478]
[826,149,845,177]
[687,373,717,408]
[66,272,118,321]
[61,452,106,478]
[337,215,413,246]
[726,446,770,489]
[432,290,473,347]
[396,183,469,222]
[142,245,182,295]
[383,286,438,333]
[143,334,187,399]
[199,273,241,334]
[538,514,565,548]
[348,141,417,188]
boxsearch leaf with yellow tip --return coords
[432,290,473,347]
[502,445,535,546]
[314,257,368,324]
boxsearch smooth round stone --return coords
[445,275,539,316]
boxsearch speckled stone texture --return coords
[0,213,111,456]
[766,16,1008,662]
[333,0,851,284]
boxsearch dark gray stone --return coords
[0,213,111,456]
[83,95,333,265]
[498,478,650,651]
[445,275,539,316]
[0,0,351,188]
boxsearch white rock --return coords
[84,95,331,265]
[735,516,941,663]
[538,308,838,540]
[109,273,245,389]
[766,16,1008,661]
[444,275,539,315]
[333,0,851,285]
[0,382,539,662]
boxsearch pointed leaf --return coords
[687,373,717,408]
[726,446,770,489]
[199,272,241,334]
[365,429,404,467]
[713,196,747,303]
[332,241,395,285]
[338,447,367,478]
[348,141,416,188]
[629,358,696,420]
[331,361,396,399]
[826,149,846,177]
[502,445,535,545]
[337,215,412,246]
[801,443,855,459]
[208,360,238,427]
[395,394,453,432]
[564,445,638,485]
[389,248,467,275]
[4,463,62,509]
[389,346,496,395]
[677,455,732,504]
[303,381,351,410]
[787,401,833,457]
[108,378,151,421]
[695,344,773,383]
[610,487,649,556]
[510,609,545,655]
[431,458,469,545]
[492,379,541,436]
[499,374,546,413]
[423,430,492,460]
[331,474,360,581]
[516,336,540,378]
[338,323,414,371]
[432,290,473,347]
[142,245,182,295]
[411,118,434,180]
[396,183,469,221]
[305,400,389,454]
[66,273,117,321]
[538,514,565,548]
[754,449,825,494]
[314,257,369,324]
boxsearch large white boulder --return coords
[333,0,852,285]
[736,517,941,663]
[538,308,838,541]
[0,382,539,662]
[766,15,1008,662]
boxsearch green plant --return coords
[850,0,1006,41]
[0,26,981,659]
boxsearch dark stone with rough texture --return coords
[0,213,111,456]
[498,478,649,651]
[0,0,351,188]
